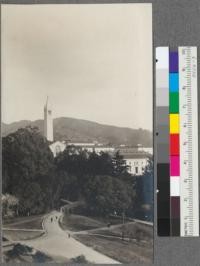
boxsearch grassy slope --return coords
[3,214,44,229]
[74,234,153,264]
[60,214,106,231]
[60,213,153,264]
[3,230,44,241]
[3,214,45,241]
[94,222,153,242]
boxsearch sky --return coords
[2,4,152,130]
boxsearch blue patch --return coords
[169,73,179,92]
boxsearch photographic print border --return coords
[1,1,200,265]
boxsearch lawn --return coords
[3,230,44,241]
[60,213,153,263]
[74,233,153,264]
[3,215,44,230]
[60,214,106,231]
[94,222,153,244]
[3,214,45,242]
[60,213,133,231]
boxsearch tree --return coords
[133,158,153,221]
[2,126,54,215]
[82,175,133,217]
[98,152,114,175]
[2,194,19,217]
[112,151,129,177]
[82,175,114,215]
[71,255,89,264]
[18,182,46,215]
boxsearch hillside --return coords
[2,117,152,147]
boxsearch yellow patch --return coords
[170,114,179,134]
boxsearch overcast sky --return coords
[2,4,152,130]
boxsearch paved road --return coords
[21,211,120,264]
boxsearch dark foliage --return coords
[70,255,89,264]
[133,159,153,221]
[3,127,152,220]
[54,147,135,217]
[2,126,54,215]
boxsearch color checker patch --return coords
[170,156,180,176]
[169,73,179,92]
[170,134,179,155]
[170,114,179,133]
[170,92,179,113]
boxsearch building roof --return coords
[119,150,151,159]
[120,151,151,159]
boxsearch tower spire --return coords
[44,96,53,142]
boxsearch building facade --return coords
[117,146,150,175]
[123,155,149,175]
[49,140,150,176]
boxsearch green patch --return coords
[170,92,179,113]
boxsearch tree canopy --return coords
[2,126,54,215]
[3,126,153,220]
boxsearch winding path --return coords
[21,211,120,264]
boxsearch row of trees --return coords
[2,127,153,220]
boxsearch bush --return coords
[70,255,89,264]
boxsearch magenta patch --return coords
[170,156,180,176]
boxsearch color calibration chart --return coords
[156,47,199,236]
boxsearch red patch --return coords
[170,134,179,155]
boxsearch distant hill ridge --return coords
[2,117,152,147]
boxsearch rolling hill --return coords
[2,117,152,147]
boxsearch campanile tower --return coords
[44,96,53,142]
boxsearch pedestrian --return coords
[68,233,70,238]
[51,217,53,223]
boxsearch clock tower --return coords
[44,96,53,142]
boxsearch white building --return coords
[123,153,149,175]
[44,97,53,142]
[137,146,153,155]
[117,146,151,175]
[67,142,96,147]
[93,146,115,154]
[49,141,115,157]
[49,138,151,176]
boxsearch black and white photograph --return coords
[2,3,153,264]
